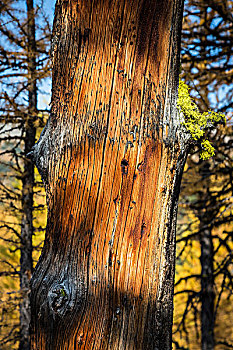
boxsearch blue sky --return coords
[37,0,56,111]
[43,0,56,20]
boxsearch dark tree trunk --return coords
[196,164,215,350]
[20,0,37,349]
[200,227,215,350]
[30,0,186,349]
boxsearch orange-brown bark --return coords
[31,0,186,349]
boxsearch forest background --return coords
[0,0,232,349]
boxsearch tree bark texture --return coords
[20,1,37,349]
[30,0,186,349]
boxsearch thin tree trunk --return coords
[20,0,37,349]
[200,227,215,350]
[196,165,215,350]
[30,0,186,349]
[198,175,215,350]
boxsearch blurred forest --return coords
[0,0,51,348]
[0,0,232,349]
[173,1,233,349]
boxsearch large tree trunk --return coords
[20,0,37,349]
[30,0,186,349]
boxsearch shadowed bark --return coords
[30,0,187,349]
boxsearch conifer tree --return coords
[0,1,51,348]
[173,1,233,348]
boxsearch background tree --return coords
[0,0,51,348]
[173,0,233,349]
[173,128,233,350]
[181,0,233,113]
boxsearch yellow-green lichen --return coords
[60,288,66,297]
[177,79,225,159]
[200,140,215,160]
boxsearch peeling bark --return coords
[30,0,187,349]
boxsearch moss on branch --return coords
[177,80,225,159]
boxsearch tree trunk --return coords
[200,227,215,350]
[30,0,186,349]
[20,0,37,349]
[195,164,215,350]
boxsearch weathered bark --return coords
[30,0,186,349]
[20,0,37,349]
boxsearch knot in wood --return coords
[31,118,51,184]
[48,281,69,319]
[121,158,129,175]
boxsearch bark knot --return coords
[48,281,70,319]
[121,159,129,175]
